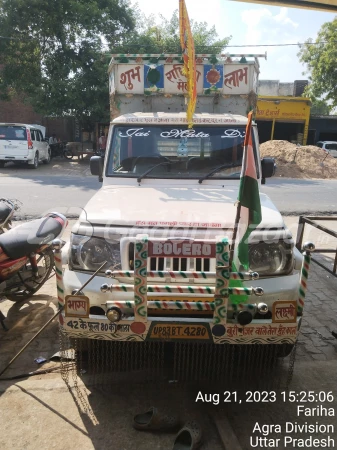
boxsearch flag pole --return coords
[229,201,241,268]
[229,111,253,269]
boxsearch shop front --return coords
[256,96,311,145]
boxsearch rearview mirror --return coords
[261,158,276,184]
[90,156,103,182]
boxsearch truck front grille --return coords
[128,243,212,272]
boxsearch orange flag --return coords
[179,0,196,128]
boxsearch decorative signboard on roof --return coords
[164,64,204,94]
[109,55,259,96]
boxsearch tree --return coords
[310,98,332,116]
[298,18,337,110]
[0,0,136,128]
[0,4,230,129]
[112,9,230,54]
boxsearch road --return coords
[0,168,337,217]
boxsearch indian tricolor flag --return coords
[235,111,262,270]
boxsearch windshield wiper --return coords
[137,161,172,183]
[198,162,242,184]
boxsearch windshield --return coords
[0,126,27,140]
[106,125,259,180]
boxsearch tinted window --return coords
[316,142,323,148]
[31,130,36,140]
[325,143,337,150]
[107,125,258,180]
[0,126,27,140]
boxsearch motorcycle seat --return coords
[0,217,63,259]
[0,203,12,224]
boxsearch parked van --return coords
[0,123,51,169]
[316,141,337,158]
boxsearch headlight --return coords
[70,234,121,272]
[248,241,293,276]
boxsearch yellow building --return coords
[256,96,311,145]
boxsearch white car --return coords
[316,141,337,158]
[0,123,51,169]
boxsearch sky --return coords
[130,0,336,82]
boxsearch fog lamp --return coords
[106,307,122,322]
[237,310,253,325]
[257,302,268,315]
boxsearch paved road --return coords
[262,177,337,215]
[0,164,337,217]
[0,166,101,218]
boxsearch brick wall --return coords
[0,96,43,124]
[0,96,75,141]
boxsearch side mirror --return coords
[90,156,103,182]
[261,158,276,184]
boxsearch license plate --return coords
[5,145,18,149]
[149,323,210,341]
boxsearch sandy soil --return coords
[260,140,337,179]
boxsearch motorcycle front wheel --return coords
[63,149,73,160]
[4,248,54,302]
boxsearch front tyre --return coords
[64,148,73,160]
[4,248,54,301]
[277,343,295,358]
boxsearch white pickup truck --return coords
[57,55,305,353]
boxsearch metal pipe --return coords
[295,216,305,251]
[302,216,337,221]
[0,306,64,378]
[302,218,337,239]
[0,260,107,378]
[311,257,337,278]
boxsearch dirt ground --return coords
[260,140,337,179]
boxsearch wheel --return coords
[43,149,51,164]
[30,152,39,169]
[64,149,73,159]
[277,343,295,358]
[4,248,54,301]
[0,161,5,168]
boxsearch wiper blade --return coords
[137,161,172,183]
[198,162,242,184]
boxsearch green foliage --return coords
[310,98,332,116]
[298,18,337,110]
[112,9,230,54]
[0,3,230,128]
[0,0,135,128]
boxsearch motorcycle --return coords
[0,206,67,330]
[49,141,73,160]
[0,198,19,233]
